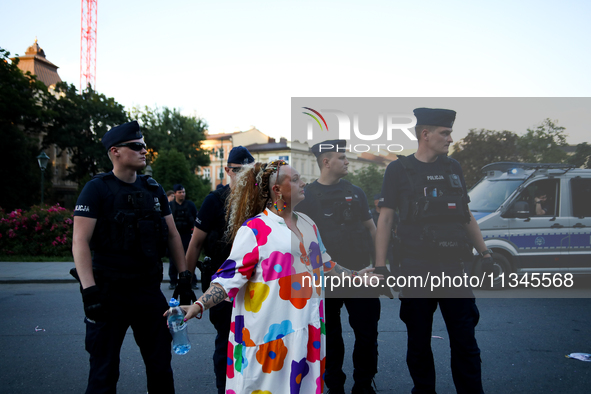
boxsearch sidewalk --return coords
[0,262,173,284]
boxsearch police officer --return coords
[375,108,492,393]
[72,120,196,394]
[185,146,254,394]
[168,183,198,290]
[296,140,380,394]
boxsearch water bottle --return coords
[168,298,191,355]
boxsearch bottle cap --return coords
[169,298,180,307]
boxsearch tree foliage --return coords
[567,142,591,169]
[0,48,50,210]
[42,82,128,187]
[345,164,385,208]
[450,129,522,188]
[516,118,569,164]
[151,149,211,208]
[129,106,210,172]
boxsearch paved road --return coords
[1,276,590,393]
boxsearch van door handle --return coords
[550,223,564,229]
[573,223,586,228]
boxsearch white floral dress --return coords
[211,208,335,394]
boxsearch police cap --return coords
[310,139,347,157]
[413,108,456,128]
[227,146,255,165]
[102,121,143,151]
[173,184,184,192]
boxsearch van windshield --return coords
[468,179,523,212]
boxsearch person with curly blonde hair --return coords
[173,160,382,394]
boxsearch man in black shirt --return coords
[168,183,198,289]
[72,120,195,393]
[296,140,380,394]
[185,146,254,394]
[375,108,491,394]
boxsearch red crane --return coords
[80,0,97,90]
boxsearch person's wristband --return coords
[351,270,359,278]
[193,300,204,319]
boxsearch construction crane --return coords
[80,0,97,91]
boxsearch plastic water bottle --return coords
[168,298,191,355]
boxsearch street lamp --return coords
[145,164,153,176]
[36,151,50,205]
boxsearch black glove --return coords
[481,256,495,273]
[173,270,197,305]
[82,285,108,322]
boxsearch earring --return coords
[273,194,287,212]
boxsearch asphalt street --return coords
[1,279,590,393]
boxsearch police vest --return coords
[170,201,195,234]
[397,155,472,259]
[90,173,169,260]
[303,180,373,270]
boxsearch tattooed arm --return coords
[178,283,228,321]
[327,263,354,277]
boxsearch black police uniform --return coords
[380,154,483,394]
[297,179,381,391]
[168,198,197,286]
[74,171,174,394]
[194,185,234,394]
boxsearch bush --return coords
[0,204,73,257]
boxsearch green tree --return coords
[516,118,569,164]
[151,149,211,208]
[0,48,50,210]
[450,129,522,188]
[567,142,591,169]
[42,82,128,188]
[345,164,385,208]
[129,106,210,172]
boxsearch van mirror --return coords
[511,201,531,219]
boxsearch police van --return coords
[468,162,591,288]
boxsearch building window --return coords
[203,168,211,179]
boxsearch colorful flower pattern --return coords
[211,209,333,393]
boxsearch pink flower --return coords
[8,229,16,238]
[31,214,39,221]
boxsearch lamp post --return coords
[145,164,153,177]
[36,151,50,205]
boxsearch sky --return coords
[3,0,591,144]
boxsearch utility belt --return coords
[400,222,473,262]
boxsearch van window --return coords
[514,179,559,216]
[571,178,591,217]
[469,179,523,212]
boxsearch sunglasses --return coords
[114,142,147,151]
[227,166,243,173]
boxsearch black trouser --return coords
[208,300,233,394]
[324,297,381,389]
[84,279,173,394]
[168,232,192,285]
[399,257,484,394]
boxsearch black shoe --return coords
[351,382,377,394]
[168,283,177,290]
[326,387,346,394]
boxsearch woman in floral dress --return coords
[178,160,380,394]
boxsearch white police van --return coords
[468,162,591,288]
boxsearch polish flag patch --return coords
[448,203,457,209]
[345,197,353,202]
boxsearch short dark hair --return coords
[415,124,439,140]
